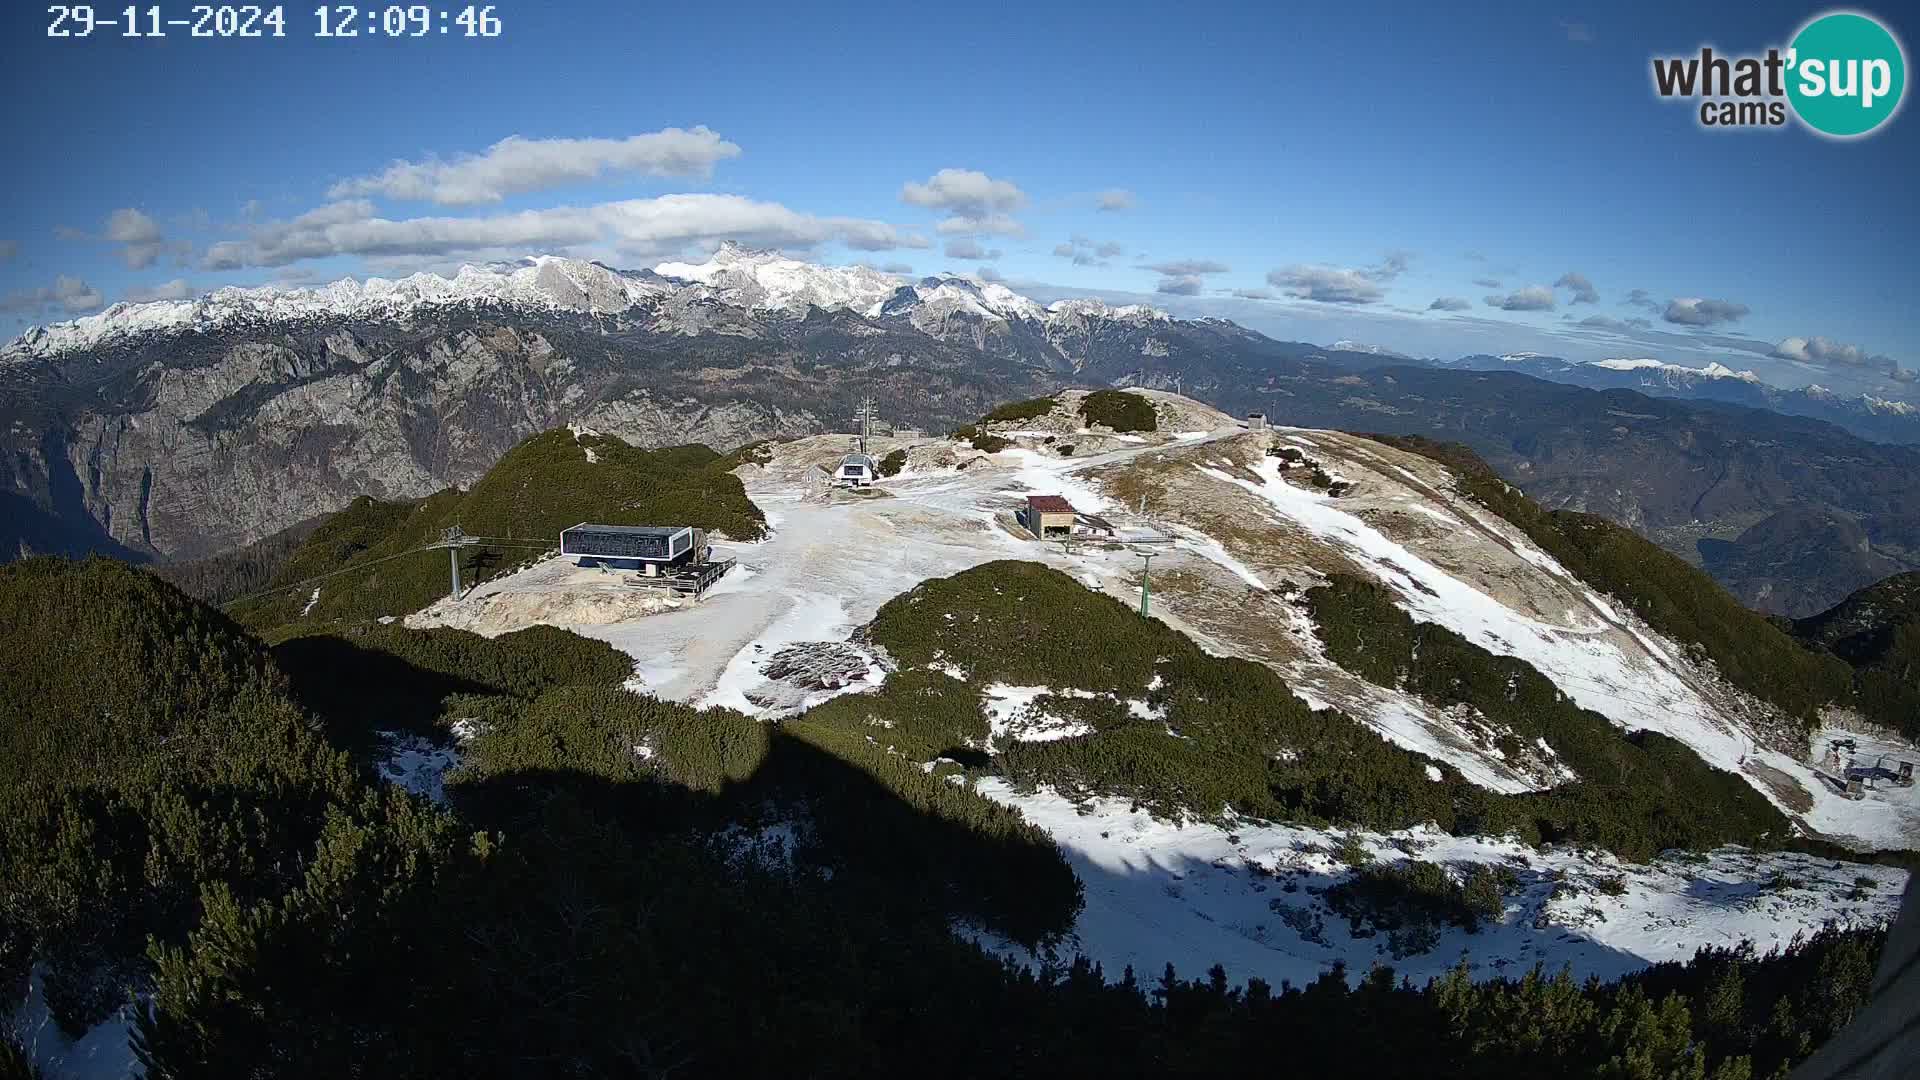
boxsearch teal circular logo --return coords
[1788,12,1906,137]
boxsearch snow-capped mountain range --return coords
[1327,340,1415,360]
[5,243,1919,622]
[1585,357,1762,383]
[3,244,1168,362]
[1439,350,1919,445]
[1482,353,1763,384]
[7,247,1911,436]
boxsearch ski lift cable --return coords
[217,543,441,609]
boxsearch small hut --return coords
[1023,495,1077,538]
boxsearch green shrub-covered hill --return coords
[1078,388,1158,433]
[230,429,766,630]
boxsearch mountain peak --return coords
[1044,296,1166,322]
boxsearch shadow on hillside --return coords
[0,484,151,567]
[272,634,499,751]
[260,628,1680,1009]
[449,732,1081,949]
[436,721,1671,998]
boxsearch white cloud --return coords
[1574,314,1652,331]
[1156,275,1203,296]
[1266,265,1385,304]
[1371,250,1412,280]
[1428,296,1471,311]
[124,278,196,303]
[1770,335,1908,380]
[1138,259,1229,276]
[1772,335,1857,365]
[903,169,1028,237]
[1663,297,1749,326]
[328,127,742,205]
[1053,235,1124,266]
[1,275,104,314]
[1264,251,1408,304]
[1230,287,1275,300]
[61,275,105,310]
[934,212,1024,237]
[105,208,172,269]
[944,238,1002,260]
[201,194,925,269]
[1554,271,1598,304]
[900,168,1027,217]
[1483,285,1556,311]
[1094,188,1136,211]
[105,207,162,245]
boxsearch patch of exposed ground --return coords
[1746,761,1816,815]
[409,558,689,635]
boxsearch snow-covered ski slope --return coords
[405,393,1914,992]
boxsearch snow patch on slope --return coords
[6,968,143,1080]
[967,781,1908,991]
[981,685,1097,744]
[1196,457,1731,753]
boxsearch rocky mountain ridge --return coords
[2,244,1169,363]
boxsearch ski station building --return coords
[834,452,878,488]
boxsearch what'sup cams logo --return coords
[1652,10,1906,137]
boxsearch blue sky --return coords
[1,1,1914,395]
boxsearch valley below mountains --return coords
[4,245,1916,616]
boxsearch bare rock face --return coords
[1,313,935,560]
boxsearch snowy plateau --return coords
[395,394,1911,996]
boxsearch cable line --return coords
[218,543,439,609]
[216,534,559,610]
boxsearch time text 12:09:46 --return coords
[47,6,503,38]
